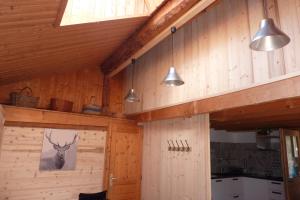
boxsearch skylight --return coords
[60,0,163,26]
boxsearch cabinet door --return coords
[231,177,243,199]
[212,178,242,200]
[243,178,269,200]
[212,179,232,200]
[280,129,300,200]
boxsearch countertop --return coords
[211,173,283,182]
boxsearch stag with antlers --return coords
[40,131,78,170]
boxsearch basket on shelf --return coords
[50,98,73,112]
[10,87,39,108]
[82,96,102,115]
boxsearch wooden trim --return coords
[137,126,143,200]
[53,0,68,27]
[103,123,113,191]
[104,0,217,77]
[3,105,135,127]
[279,129,288,200]
[129,75,300,122]
[0,105,4,159]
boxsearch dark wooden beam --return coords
[53,0,68,27]
[101,0,217,76]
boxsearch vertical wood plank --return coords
[141,114,210,200]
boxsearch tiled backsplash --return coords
[211,142,282,177]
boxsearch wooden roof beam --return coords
[101,0,218,77]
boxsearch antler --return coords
[45,131,58,146]
[61,134,78,150]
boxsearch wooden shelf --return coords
[2,105,135,128]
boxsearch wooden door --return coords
[107,123,142,200]
[280,129,300,200]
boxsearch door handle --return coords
[109,174,117,188]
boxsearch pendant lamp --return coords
[250,0,290,51]
[124,59,140,103]
[162,27,184,86]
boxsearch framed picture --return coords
[39,128,79,171]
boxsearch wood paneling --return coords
[108,72,125,115]
[123,0,300,114]
[2,106,137,128]
[102,0,217,75]
[0,105,142,200]
[0,0,148,84]
[141,114,210,200]
[0,126,107,200]
[0,67,103,113]
[0,105,4,158]
[129,75,300,122]
[210,97,300,130]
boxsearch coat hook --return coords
[171,140,176,151]
[167,140,172,151]
[175,140,180,151]
[185,140,191,152]
[180,140,185,152]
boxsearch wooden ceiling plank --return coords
[0,37,126,60]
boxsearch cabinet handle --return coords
[272,191,282,195]
[233,195,239,198]
[271,182,281,185]
[216,180,223,182]
[232,178,239,181]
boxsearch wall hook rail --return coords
[167,139,191,152]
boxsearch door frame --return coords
[280,129,300,200]
[104,121,143,200]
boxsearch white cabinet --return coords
[212,177,285,200]
[243,177,269,200]
[268,181,285,200]
[212,177,243,200]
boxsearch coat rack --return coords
[167,139,191,152]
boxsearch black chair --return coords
[79,191,107,200]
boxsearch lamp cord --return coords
[263,0,268,18]
[171,27,176,67]
[131,59,135,89]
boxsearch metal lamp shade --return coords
[162,67,184,86]
[250,18,290,51]
[124,88,140,103]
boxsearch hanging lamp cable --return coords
[131,59,136,89]
[171,27,176,67]
[263,0,268,18]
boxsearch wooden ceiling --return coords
[0,0,166,85]
[210,97,300,131]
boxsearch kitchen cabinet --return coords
[243,178,269,200]
[212,177,243,200]
[212,177,285,200]
[210,129,256,143]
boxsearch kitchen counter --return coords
[211,173,283,182]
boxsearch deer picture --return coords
[40,130,78,171]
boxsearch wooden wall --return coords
[0,67,103,113]
[0,105,4,158]
[0,66,124,115]
[0,126,107,200]
[141,114,210,200]
[124,0,300,114]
